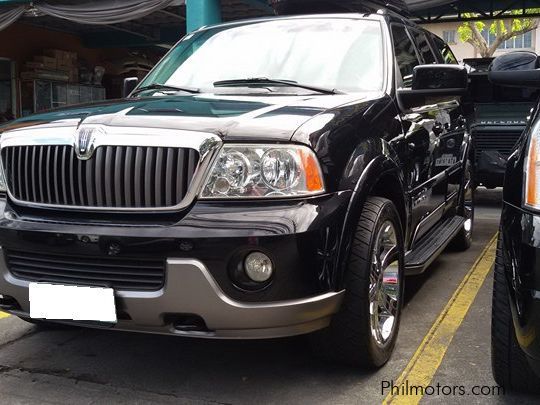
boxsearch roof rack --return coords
[269,0,411,17]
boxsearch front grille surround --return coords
[5,250,166,291]
[2,145,199,209]
[0,125,222,212]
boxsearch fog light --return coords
[244,252,273,282]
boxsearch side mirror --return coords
[488,51,540,88]
[123,77,139,98]
[397,64,468,110]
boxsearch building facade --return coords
[424,21,540,61]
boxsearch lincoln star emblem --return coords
[75,128,96,160]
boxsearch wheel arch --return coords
[334,155,409,289]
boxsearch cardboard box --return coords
[44,49,65,59]
[44,49,77,62]
[57,60,73,71]
[34,56,57,69]
[24,61,46,69]
[68,68,79,83]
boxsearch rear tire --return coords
[491,233,540,393]
[309,197,404,368]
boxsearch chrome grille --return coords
[1,145,199,209]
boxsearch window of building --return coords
[443,30,457,44]
[481,30,534,49]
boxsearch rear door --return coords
[408,28,451,232]
[429,34,468,211]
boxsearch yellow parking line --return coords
[0,311,10,320]
[383,234,498,405]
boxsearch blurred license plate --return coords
[435,154,457,167]
[29,283,116,323]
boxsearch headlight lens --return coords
[201,144,324,199]
[525,120,540,209]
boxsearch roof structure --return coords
[2,0,540,50]
[408,0,540,22]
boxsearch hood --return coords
[1,92,384,143]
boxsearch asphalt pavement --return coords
[0,189,535,405]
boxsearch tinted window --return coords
[410,30,437,64]
[433,37,458,64]
[391,25,420,87]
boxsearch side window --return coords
[410,29,437,64]
[391,25,421,88]
[433,37,458,64]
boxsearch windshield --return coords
[139,18,385,95]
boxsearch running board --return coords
[405,216,465,275]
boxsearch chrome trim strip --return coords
[409,201,446,248]
[0,124,223,212]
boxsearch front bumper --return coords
[0,253,344,339]
[0,192,351,338]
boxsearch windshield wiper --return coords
[131,83,201,96]
[213,78,342,95]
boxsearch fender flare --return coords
[334,155,408,289]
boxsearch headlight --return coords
[201,144,325,199]
[525,120,540,209]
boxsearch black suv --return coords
[0,9,472,368]
[466,57,539,189]
[489,51,540,392]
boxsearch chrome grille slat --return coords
[52,146,60,204]
[1,145,200,210]
[145,147,155,207]
[114,146,124,207]
[104,146,114,207]
[31,146,37,202]
[61,146,69,205]
[176,148,185,201]
[45,146,52,204]
[155,148,164,208]
[23,147,30,201]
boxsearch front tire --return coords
[309,197,404,368]
[491,233,540,393]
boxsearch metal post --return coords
[186,0,222,33]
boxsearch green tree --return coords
[458,11,539,57]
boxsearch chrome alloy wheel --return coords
[369,221,401,347]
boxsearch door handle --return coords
[408,142,416,151]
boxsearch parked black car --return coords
[0,9,473,368]
[466,57,539,189]
[489,51,540,391]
